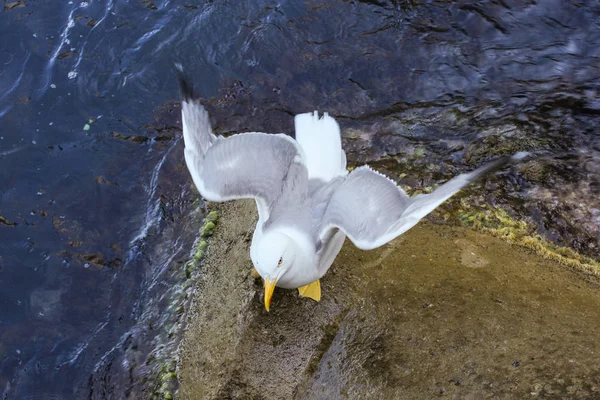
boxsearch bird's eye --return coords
[277,257,283,266]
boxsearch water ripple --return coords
[37,6,77,98]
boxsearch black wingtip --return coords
[472,151,531,181]
[175,63,198,102]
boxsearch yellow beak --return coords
[264,278,277,311]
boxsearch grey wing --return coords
[319,153,528,250]
[181,96,305,221]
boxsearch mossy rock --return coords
[449,201,600,275]
[205,210,220,223]
[161,372,177,383]
[159,382,170,393]
[193,249,204,261]
[159,359,176,373]
[185,262,197,279]
[200,222,216,237]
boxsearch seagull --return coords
[177,69,527,311]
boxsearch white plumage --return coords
[177,68,527,309]
[294,111,347,181]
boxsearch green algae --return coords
[205,210,220,224]
[151,359,178,400]
[161,372,177,383]
[184,262,196,279]
[201,222,216,237]
[148,206,220,399]
[413,147,425,157]
[192,249,204,262]
[441,198,600,277]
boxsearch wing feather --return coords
[179,73,305,220]
[320,153,528,250]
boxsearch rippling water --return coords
[1,0,599,398]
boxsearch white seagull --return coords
[178,70,527,311]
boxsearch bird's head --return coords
[251,232,296,311]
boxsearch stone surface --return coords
[178,200,600,399]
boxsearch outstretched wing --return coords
[178,70,305,220]
[319,153,528,250]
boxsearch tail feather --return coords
[294,111,347,181]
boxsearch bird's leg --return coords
[298,280,321,302]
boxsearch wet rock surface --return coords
[3,0,600,396]
[195,0,600,260]
[178,200,600,400]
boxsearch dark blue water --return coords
[1,0,600,398]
